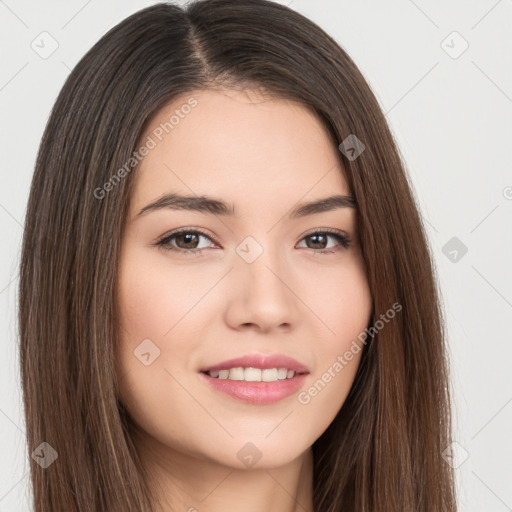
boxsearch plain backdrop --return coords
[1,1,511,510]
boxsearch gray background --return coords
[1,0,511,510]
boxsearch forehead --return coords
[130,88,350,218]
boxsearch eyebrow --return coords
[136,193,356,219]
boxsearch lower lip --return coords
[199,372,309,405]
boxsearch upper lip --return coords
[200,354,310,374]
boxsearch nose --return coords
[223,246,299,333]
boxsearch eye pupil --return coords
[307,234,326,249]
[177,233,199,248]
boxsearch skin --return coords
[115,88,373,512]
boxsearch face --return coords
[115,88,373,471]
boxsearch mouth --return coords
[198,354,310,405]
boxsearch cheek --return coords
[114,253,205,450]
[114,252,194,382]
[296,252,372,424]
[116,246,217,347]
[305,248,372,341]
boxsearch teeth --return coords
[207,367,297,382]
[277,368,288,380]
[262,368,278,382]
[245,367,261,381]
[229,367,245,380]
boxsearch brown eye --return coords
[298,230,351,253]
[156,229,216,255]
[174,232,200,249]
[305,233,329,249]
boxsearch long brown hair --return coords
[19,1,457,510]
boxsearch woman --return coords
[19,0,457,510]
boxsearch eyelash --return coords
[155,227,351,256]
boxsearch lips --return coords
[198,353,310,405]
[199,353,309,374]
[200,372,308,405]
